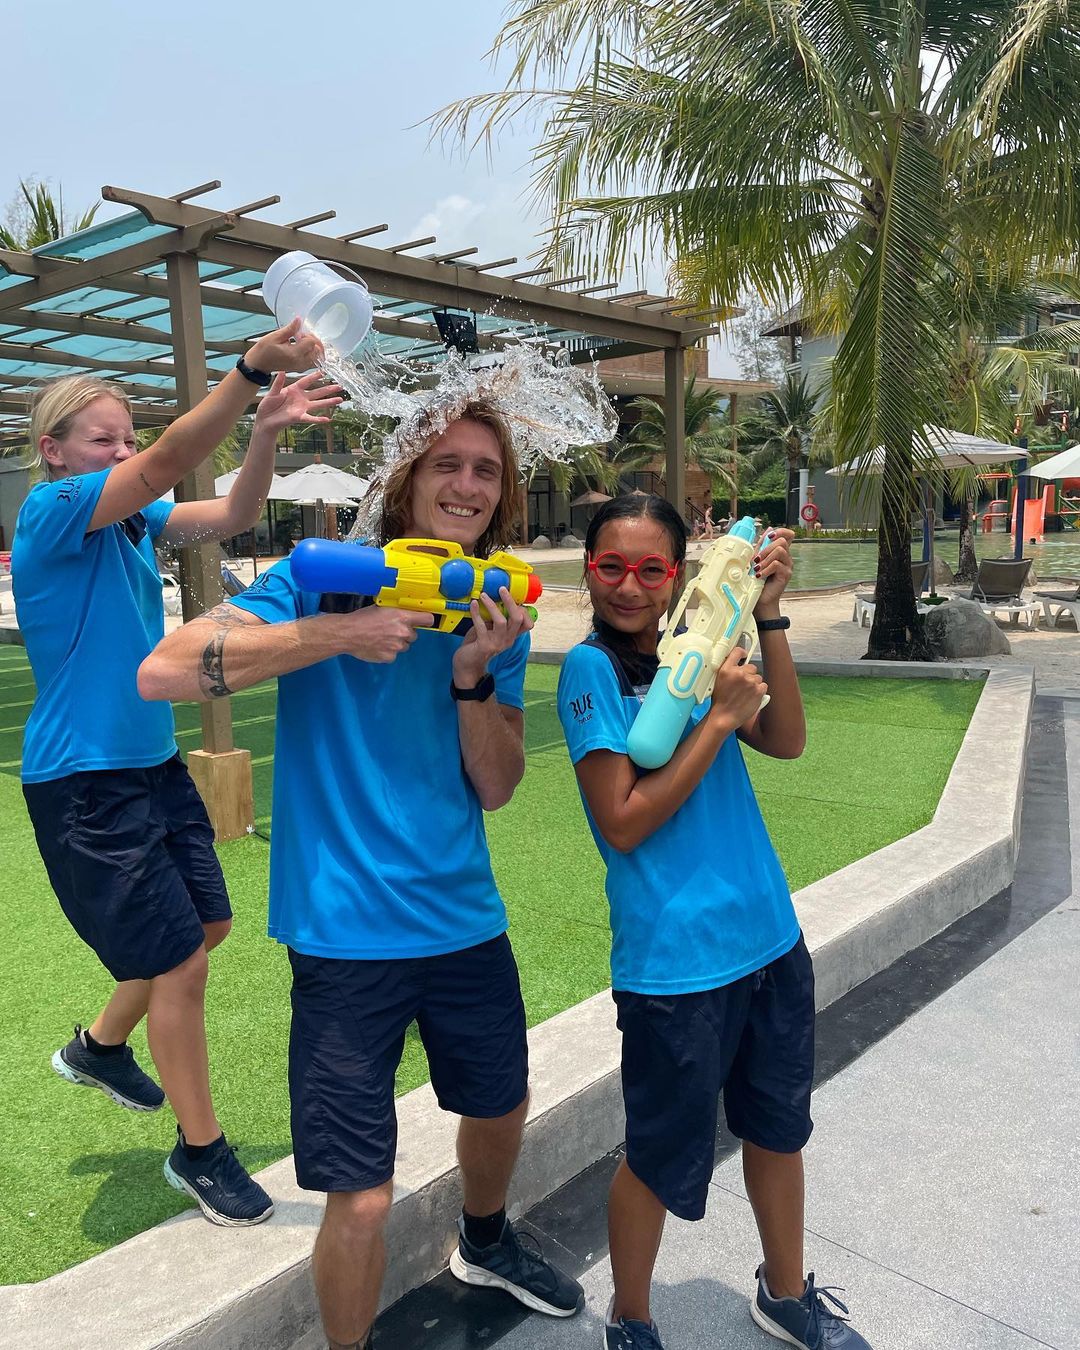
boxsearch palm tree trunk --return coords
[956,498,978,583]
[866,442,932,660]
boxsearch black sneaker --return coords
[51,1024,165,1112]
[605,1297,665,1348]
[164,1127,274,1227]
[449,1217,584,1317]
[751,1264,874,1348]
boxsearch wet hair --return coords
[29,375,132,478]
[375,398,520,557]
[583,493,688,686]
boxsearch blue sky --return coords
[4,0,735,370]
[5,2,560,269]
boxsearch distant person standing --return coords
[702,498,715,540]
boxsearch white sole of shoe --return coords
[163,1158,275,1228]
[750,1299,806,1346]
[448,1249,581,1318]
[51,1049,162,1113]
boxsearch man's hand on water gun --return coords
[338,606,434,664]
[247,318,325,374]
[452,587,534,687]
[709,642,768,728]
[254,372,344,433]
[753,527,794,616]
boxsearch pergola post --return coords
[664,345,686,519]
[165,251,253,841]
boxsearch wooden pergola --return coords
[0,180,727,835]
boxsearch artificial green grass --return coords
[0,646,980,1283]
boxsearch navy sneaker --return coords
[51,1025,165,1112]
[605,1297,665,1348]
[751,1265,874,1348]
[164,1127,274,1227]
[449,1217,584,1317]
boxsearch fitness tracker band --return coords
[450,673,496,703]
[235,356,273,387]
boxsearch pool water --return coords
[531,532,1080,591]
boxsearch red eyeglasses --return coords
[587,550,679,589]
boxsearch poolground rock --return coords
[925,597,1011,658]
[530,535,552,549]
[560,533,583,548]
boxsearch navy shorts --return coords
[614,934,815,1221]
[288,933,529,1193]
[23,754,231,983]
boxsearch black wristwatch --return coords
[757,616,791,631]
[450,672,496,702]
[235,356,273,387]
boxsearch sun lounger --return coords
[851,561,931,626]
[1034,579,1080,630]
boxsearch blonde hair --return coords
[376,398,521,557]
[29,375,132,477]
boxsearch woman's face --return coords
[403,417,504,552]
[40,396,137,478]
[587,515,682,650]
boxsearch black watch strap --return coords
[450,672,496,702]
[756,616,791,631]
[236,356,273,387]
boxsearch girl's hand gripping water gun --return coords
[625,516,770,770]
[290,537,542,634]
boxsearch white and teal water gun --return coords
[625,516,770,770]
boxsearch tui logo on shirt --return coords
[570,691,594,723]
[55,476,82,505]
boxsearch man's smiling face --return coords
[402,417,504,551]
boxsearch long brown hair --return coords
[376,398,520,557]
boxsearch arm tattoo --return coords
[200,602,252,627]
[138,470,154,491]
[200,630,233,699]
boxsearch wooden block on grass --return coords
[187,748,254,841]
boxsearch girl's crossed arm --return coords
[575,645,767,854]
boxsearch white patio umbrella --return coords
[1026,442,1080,479]
[269,462,368,505]
[828,427,1024,590]
[269,463,369,539]
[158,470,294,575]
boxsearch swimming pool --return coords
[531,533,1080,590]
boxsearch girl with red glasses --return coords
[558,494,875,1350]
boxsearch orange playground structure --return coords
[981,477,1080,537]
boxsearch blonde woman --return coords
[15,322,340,1225]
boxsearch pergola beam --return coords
[0,393,175,424]
[101,186,715,347]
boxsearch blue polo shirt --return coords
[14,469,176,783]
[230,560,529,960]
[557,639,799,995]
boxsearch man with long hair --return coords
[140,399,582,1350]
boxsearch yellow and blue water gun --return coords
[290,537,543,634]
[625,516,769,769]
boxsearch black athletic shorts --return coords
[287,933,529,1193]
[23,754,231,982]
[614,934,815,1221]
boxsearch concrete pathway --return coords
[489,700,1080,1350]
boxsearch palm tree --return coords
[0,179,99,250]
[437,0,1080,658]
[728,373,817,525]
[626,374,738,503]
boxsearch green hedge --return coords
[715,493,787,524]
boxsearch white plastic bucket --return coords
[262,250,373,353]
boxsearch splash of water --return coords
[316,337,618,540]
